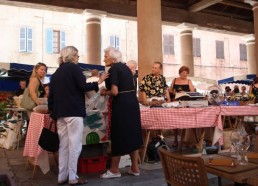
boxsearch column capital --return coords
[82,9,107,20]
[242,34,255,44]
[176,23,198,34]
[244,0,258,10]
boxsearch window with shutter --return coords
[193,38,201,57]
[19,27,33,52]
[53,30,60,53]
[46,29,65,54]
[239,44,247,61]
[109,35,120,49]
[163,34,174,55]
[60,31,65,51]
[19,27,26,52]
[216,40,224,59]
[109,35,115,48]
[115,36,120,50]
[27,28,33,52]
[46,28,53,54]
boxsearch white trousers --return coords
[57,117,83,181]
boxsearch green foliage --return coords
[0,101,7,120]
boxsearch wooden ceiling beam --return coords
[220,0,252,10]
[189,0,223,12]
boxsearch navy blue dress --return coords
[105,62,143,156]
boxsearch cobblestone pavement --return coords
[0,138,234,186]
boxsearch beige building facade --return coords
[0,4,250,81]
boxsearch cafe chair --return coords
[158,147,209,186]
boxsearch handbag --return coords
[38,119,59,152]
[20,87,37,110]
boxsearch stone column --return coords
[83,10,106,65]
[253,3,258,75]
[246,1,258,75]
[137,0,163,82]
[242,34,256,74]
[177,23,197,77]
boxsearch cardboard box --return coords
[77,156,108,174]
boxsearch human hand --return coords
[100,89,108,96]
[98,72,109,85]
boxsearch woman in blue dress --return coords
[100,47,143,179]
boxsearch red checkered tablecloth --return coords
[140,105,258,145]
[23,112,51,173]
[220,105,258,116]
[141,106,221,130]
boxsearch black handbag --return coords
[38,119,59,152]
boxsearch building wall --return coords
[0,5,248,82]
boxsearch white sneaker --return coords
[128,169,140,176]
[100,170,121,179]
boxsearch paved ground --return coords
[0,137,235,186]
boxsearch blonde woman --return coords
[48,46,108,185]
[28,62,47,106]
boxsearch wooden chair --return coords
[158,147,209,186]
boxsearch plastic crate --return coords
[77,156,108,174]
[80,142,108,158]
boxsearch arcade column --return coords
[84,10,106,65]
[177,23,197,77]
[242,34,256,74]
[137,0,163,82]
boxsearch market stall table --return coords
[140,106,222,162]
[140,105,258,163]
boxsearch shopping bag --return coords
[20,88,37,110]
[38,119,59,152]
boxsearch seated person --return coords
[139,61,170,106]
[240,85,247,96]
[224,86,232,97]
[169,66,195,147]
[15,79,27,96]
[43,84,49,98]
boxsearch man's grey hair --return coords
[104,46,122,62]
[126,60,137,68]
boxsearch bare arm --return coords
[141,91,148,106]
[189,80,195,92]
[165,87,171,102]
[169,79,175,94]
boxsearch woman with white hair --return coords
[100,47,143,178]
[48,46,108,185]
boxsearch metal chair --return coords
[158,147,209,186]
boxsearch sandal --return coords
[57,179,68,185]
[100,170,121,179]
[68,178,88,185]
[128,169,140,176]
